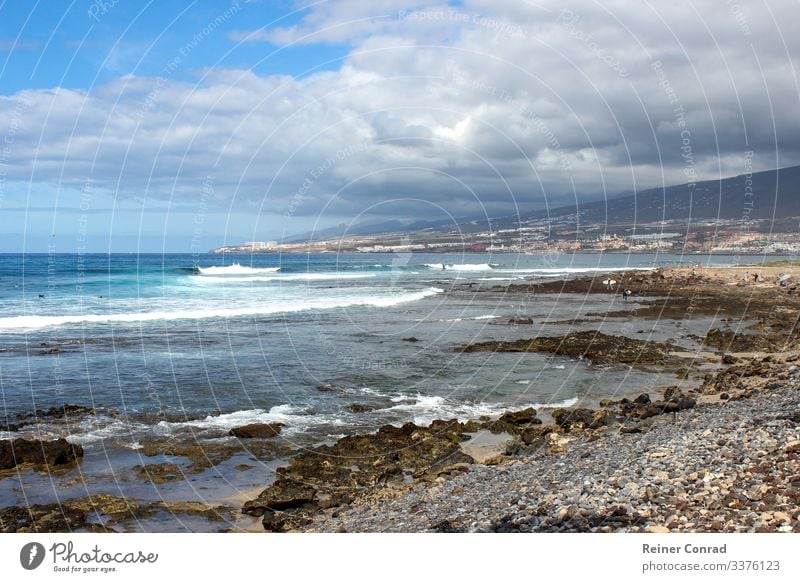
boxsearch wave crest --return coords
[198,263,281,275]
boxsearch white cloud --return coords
[2,0,799,225]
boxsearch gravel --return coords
[304,365,800,533]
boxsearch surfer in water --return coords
[622,288,632,301]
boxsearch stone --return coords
[346,404,373,413]
[519,426,555,446]
[496,408,538,426]
[261,510,313,532]
[242,480,318,516]
[228,423,284,439]
[552,408,595,430]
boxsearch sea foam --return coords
[0,287,444,330]
[198,263,281,275]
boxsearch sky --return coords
[0,0,798,252]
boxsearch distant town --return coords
[211,214,800,255]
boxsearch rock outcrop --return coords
[0,438,83,471]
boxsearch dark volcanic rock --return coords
[229,423,284,439]
[519,426,556,446]
[662,386,684,402]
[484,408,542,434]
[0,504,87,533]
[243,419,474,529]
[0,438,84,470]
[261,510,313,532]
[346,404,374,413]
[34,404,96,419]
[458,331,683,369]
[496,408,539,426]
[402,336,420,342]
[704,328,786,352]
[243,480,318,516]
[551,408,617,430]
[634,401,680,419]
[633,393,651,405]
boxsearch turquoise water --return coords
[0,251,769,433]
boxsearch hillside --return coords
[533,164,800,226]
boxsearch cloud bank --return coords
[2,0,798,228]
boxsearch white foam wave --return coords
[159,404,308,431]
[424,263,497,271]
[435,314,500,323]
[385,394,581,424]
[533,396,579,408]
[65,420,152,445]
[0,288,443,330]
[198,263,281,275]
[193,273,375,283]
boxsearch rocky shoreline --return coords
[303,355,800,532]
[241,266,800,532]
[2,265,799,533]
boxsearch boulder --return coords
[228,423,284,439]
[242,480,317,516]
[551,408,596,430]
[519,426,556,446]
[261,509,313,532]
[634,401,680,419]
[590,409,619,428]
[496,407,538,426]
[662,386,684,402]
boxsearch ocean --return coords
[0,251,773,529]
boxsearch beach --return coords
[2,257,799,532]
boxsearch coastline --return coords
[2,263,799,533]
[246,265,800,532]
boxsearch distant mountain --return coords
[284,217,473,242]
[296,165,799,243]
[525,164,800,226]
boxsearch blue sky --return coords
[0,0,353,252]
[0,1,347,93]
[0,0,797,252]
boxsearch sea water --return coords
[0,251,774,529]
